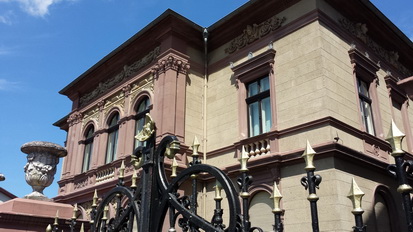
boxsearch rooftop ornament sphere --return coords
[21,141,67,201]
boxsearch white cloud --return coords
[17,0,61,17]
[0,79,20,91]
[0,10,14,25]
[0,0,63,17]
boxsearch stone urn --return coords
[21,141,67,201]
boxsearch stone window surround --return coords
[385,73,413,153]
[349,47,392,160]
[349,47,383,138]
[232,49,277,140]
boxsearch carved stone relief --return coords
[79,46,160,107]
[225,15,286,54]
[339,18,413,77]
[82,107,100,126]
[68,111,83,126]
[130,76,154,103]
[152,55,190,75]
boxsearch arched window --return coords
[106,112,119,164]
[134,97,150,149]
[249,191,273,231]
[82,125,94,172]
[373,187,397,232]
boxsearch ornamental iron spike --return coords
[302,140,316,171]
[119,160,125,179]
[171,157,178,178]
[239,146,250,172]
[347,178,364,214]
[102,205,109,221]
[271,182,283,213]
[192,136,201,157]
[131,169,138,188]
[214,180,223,200]
[72,203,78,220]
[80,223,85,232]
[92,189,98,207]
[53,210,59,226]
[386,120,405,156]
[46,224,52,232]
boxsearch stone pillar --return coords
[21,141,67,201]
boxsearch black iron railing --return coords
[47,117,413,232]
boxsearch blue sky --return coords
[0,0,411,198]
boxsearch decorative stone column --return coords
[21,141,67,201]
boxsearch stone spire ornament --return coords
[21,141,67,201]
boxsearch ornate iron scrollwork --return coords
[92,114,243,232]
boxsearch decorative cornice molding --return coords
[79,46,160,107]
[339,18,413,77]
[225,15,286,54]
[152,55,190,75]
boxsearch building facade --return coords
[54,0,413,231]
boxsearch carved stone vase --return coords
[21,141,67,201]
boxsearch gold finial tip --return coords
[240,146,249,159]
[193,136,201,146]
[172,157,178,166]
[93,189,98,197]
[348,178,364,198]
[302,140,316,157]
[386,120,405,141]
[302,140,316,170]
[271,182,282,198]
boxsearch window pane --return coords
[135,117,146,149]
[137,98,150,113]
[248,82,259,97]
[109,113,119,127]
[106,130,118,163]
[82,143,93,172]
[86,127,94,138]
[261,97,272,133]
[358,79,370,97]
[360,100,375,136]
[260,76,270,92]
[249,102,260,137]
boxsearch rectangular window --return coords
[247,76,272,137]
[357,78,375,135]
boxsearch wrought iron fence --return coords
[47,116,413,232]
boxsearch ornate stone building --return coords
[53,0,413,230]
